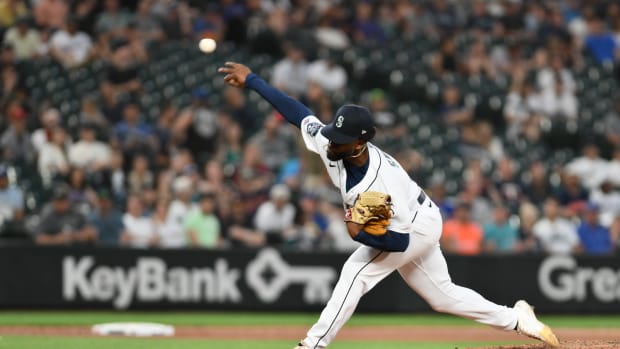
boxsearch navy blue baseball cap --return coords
[321,104,374,144]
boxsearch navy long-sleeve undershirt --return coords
[245,73,311,128]
[245,73,409,253]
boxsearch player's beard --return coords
[326,149,353,161]
[326,144,366,161]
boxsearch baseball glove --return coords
[346,191,392,236]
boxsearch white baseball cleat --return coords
[293,341,311,349]
[514,300,560,347]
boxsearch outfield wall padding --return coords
[0,245,618,313]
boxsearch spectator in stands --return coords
[430,35,458,75]
[604,96,620,150]
[0,0,29,30]
[556,172,589,211]
[89,189,124,245]
[185,191,221,248]
[31,107,61,153]
[516,202,541,253]
[153,101,178,154]
[37,126,70,186]
[249,112,297,173]
[34,184,97,245]
[153,197,185,248]
[112,102,157,161]
[49,16,94,69]
[33,0,68,30]
[271,42,308,96]
[463,39,496,79]
[589,178,620,228]
[254,184,296,245]
[216,120,243,174]
[584,15,618,64]
[175,87,219,164]
[565,143,608,190]
[483,205,518,254]
[353,1,385,43]
[95,0,133,37]
[224,195,265,248]
[307,53,347,92]
[127,153,154,195]
[607,147,620,188]
[536,54,577,120]
[441,202,483,255]
[2,16,41,60]
[107,149,126,203]
[78,95,108,130]
[121,194,157,248]
[68,123,111,172]
[288,192,330,250]
[439,85,473,127]
[166,175,195,240]
[458,176,493,226]
[100,39,142,121]
[522,161,554,206]
[67,166,94,214]
[503,70,542,142]
[0,54,21,108]
[222,86,257,139]
[490,157,521,212]
[577,202,613,255]
[0,164,24,234]
[232,143,274,215]
[610,215,620,252]
[1,102,35,165]
[533,197,580,254]
[132,0,164,46]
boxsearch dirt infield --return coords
[0,325,618,348]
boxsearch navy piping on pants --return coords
[313,251,384,349]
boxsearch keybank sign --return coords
[538,255,620,303]
[62,248,337,309]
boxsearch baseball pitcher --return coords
[218,62,559,348]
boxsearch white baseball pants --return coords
[302,200,518,348]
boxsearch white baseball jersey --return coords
[300,116,424,234]
[298,115,517,349]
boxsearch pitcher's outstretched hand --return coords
[218,62,252,88]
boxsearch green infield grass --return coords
[0,311,618,328]
[1,312,618,349]
[0,337,529,349]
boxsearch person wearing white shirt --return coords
[31,108,61,153]
[68,123,111,171]
[565,143,609,190]
[307,58,347,92]
[38,127,70,185]
[254,184,296,243]
[589,179,620,227]
[606,147,620,187]
[271,44,308,96]
[533,197,580,254]
[49,16,93,68]
[121,195,157,248]
[165,176,197,246]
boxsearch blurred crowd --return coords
[0,0,619,256]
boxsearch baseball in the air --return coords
[199,38,217,53]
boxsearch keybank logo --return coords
[538,255,620,302]
[62,248,336,309]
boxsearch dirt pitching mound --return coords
[473,340,620,349]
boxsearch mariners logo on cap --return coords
[335,115,344,128]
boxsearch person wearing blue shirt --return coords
[577,203,613,255]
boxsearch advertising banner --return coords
[0,245,617,312]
